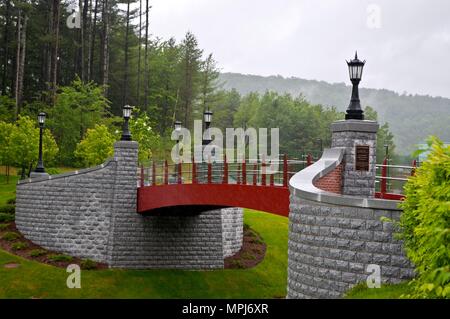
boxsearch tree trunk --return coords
[50,0,60,106]
[16,14,27,118]
[143,0,150,111]
[14,10,22,119]
[89,0,98,82]
[1,0,11,95]
[122,0,131,107]
[136,0,142,106]
[101,0,109,96]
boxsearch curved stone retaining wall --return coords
[16,141,243,269]
[288,148,415,299]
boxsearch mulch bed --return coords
[224,224,267,269]
[1,217,265,271]
[0,221,108,270]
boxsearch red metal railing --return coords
[375,158,417,200]
[138,154,313,188]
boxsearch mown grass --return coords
[0,209,289,299]
[345,282,413,299]
[0,174,18,206]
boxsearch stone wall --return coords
[221,207,244,258]
[16,141,243,269]
[287,197,415,299]
[16,161,116,262]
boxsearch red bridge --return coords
[137,155,414,216]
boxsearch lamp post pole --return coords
[34,112,46,173]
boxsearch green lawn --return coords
[0,175,18,206]
[0,209,288,299]
[345,282,413,299]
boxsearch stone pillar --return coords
[331,120,379,197]
[107,141,139,264]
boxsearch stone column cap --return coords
[114,141,139,149]
[331,120,379,133]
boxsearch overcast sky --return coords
[143,0,450,98]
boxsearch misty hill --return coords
[219,72,450,155]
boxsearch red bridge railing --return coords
[375,158,417,200]
[138,154,313,188]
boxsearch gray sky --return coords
[145,0,450,98]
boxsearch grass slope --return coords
[0,209,288,299]
[0,175,18,206]
[345,282,413,299]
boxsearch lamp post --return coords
[34,112,46,173]
[202,109,213,145]
[345,52,366,120]
[121,105,132,141]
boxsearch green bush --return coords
[48,254,73,262]
[2,232,20,241]
[11,242,28,251]
[46,168,61,175]
[0,213,14,222]
[0,223,9,230]
[6,198,16,205]
[0,205,15,214]
[81,259,98,270]
[399,137,450,298]
[30,249,47,257]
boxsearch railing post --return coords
[178,162,182,184]
[242,161,247,185]
[307,154,313,167]
[253,164,257,185]
[140,165,144,187]
[237,163,241,185]
[381,158,387,197]
[192,156,197,184]
[152,162,156,186]
[283,154,288,187]
[164,160,168,185]
[222,154,228,184]
[261,160,266,186]
[411,159,417,176]
[207,159,212,184]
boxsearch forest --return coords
[220,73,450,155]
[0,1,396,176]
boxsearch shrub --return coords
[48,254,73,262]
[0,213,14,222]
[0,205,15,214]
[399,137,450,298]
[0,223,9,230]
[2,232,20,241]
[30,249,47,257]
[11,242,28,251]
[46,168,61,175]
[81,259,98,270]
[6,198,16,205]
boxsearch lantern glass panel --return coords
[123,106,132,118]
[38,113,46,124]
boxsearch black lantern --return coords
[121,105,132,141]
[345,52,366,120]
[203,109,213,146]
[174,120,182,133]
[34,112,46,173]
